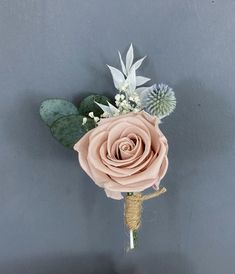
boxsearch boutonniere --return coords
[40,44,176,250]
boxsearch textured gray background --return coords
[0,0,235,273]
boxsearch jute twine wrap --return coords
[124,187,167,231]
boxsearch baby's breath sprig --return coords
[82,112,100,125]
[115,91,141,114]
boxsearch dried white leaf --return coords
[107,101,119,113]
[133,56,146,70]
[95,102,112,116]
[135,86,149,94]
[118,51,126,76]
[95,101,119,117]
[107,65,125,90]
[126,67,136,94]
[136,76,151,86]
[126,44,134,74]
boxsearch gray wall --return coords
[0,1,235,273]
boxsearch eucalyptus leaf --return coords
[50,114,95,149]
[40,99,79,126]
[78,94,110,117]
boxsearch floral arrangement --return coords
[40,45,176,250]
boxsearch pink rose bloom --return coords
[74,111,168,200]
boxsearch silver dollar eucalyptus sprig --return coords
[143,84,176,119]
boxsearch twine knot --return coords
[124,187,167,232]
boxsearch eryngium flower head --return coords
[144,84,176,119]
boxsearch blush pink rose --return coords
[74,111,168,200]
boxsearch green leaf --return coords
[50,114,95,149]
[78,95,110,117]
[40,99,79,126]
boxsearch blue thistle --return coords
[144,84,176,119]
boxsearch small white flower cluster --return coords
[115,92,141,114]
[82,112,100,125]
[88,112,100,123]
[82,117,87,125]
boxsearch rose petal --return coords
[109,141,167,185]
[104,189,123,200]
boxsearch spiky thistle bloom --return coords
[144,84,176,119]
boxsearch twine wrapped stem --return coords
[124,187,167,250]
